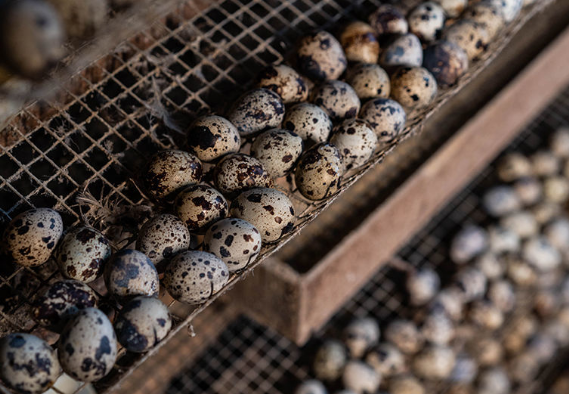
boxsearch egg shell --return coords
[368,5,409,36]
[296,31,347,81]
[343,317,380,359]
[443,20,490,61]
[33,280,98,331]
[136,214,191,267]
[482,185,521,217]
[143,150,203,200]
[213,153,273,197]
[282,103,333,144]
[449,225,489,264]
[390,67,438,110]
[0,333,60,394]
[340,21,380,64]
[454,268,487,302]
[360,98,407,147]
[477,368,510,394]
[46,0,107,40]
[413,345,456,379]
[230,188,296,242]
[389,376,425,394]
[174,185,228,231]
[58,308,117,382]
[496,152,533,182]
[256,64,308,104]
[342,361,381,394]
[251,129,304,178]
[434,0,467,17]
[56,226,111,283]
[163,250,229,305]
[312,80,360,121]
[484,0,522,22]
[104,249,159,299]
[380,34,423,68]
[423,40,468,88]
[346,63,390,100]
[228,88,285,137]
[330,119,377,170]
[365,343,405,377]
[4,208,63,267]
[408,2,446,42]
[463,1,506,39]
[114,296,172,353]
[313,340,347,381]
[406,268,440,306]
[295,143,344,201]
[295,380,328,394]
[385,319,424,354]
[204,218,262,272]
[187,115,241,162]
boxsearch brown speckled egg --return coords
[187,115,241,162]
[443,20,490,62]
[33,280,98,331]
[136,214,191,267]
[423,40,468,87]
[0,333,61,394]
[204,218,262,272]
[385,319,424,354]
[485,0,522,22]
[46,0,107,40]
[114,296,172,353]
[227,88,285,137]
[408,2,446,42]
[434,0,468,17]
[413,346,456,379]
[391,67,438,110]
[312,80,360,121]
[56,226,111,283]
[230,188,295,242]
[213,153,273,196]
[330,119,378,170]
[368,4,408,36]
[295,143,344,201]
[380,34,423,69]
[256,64,308,104]
[296,31,347,81]
[143,150,203,200]
[174,185,228,232]
[282,103,333,144]
[360,98,407,147]
[104,249,159,299]
[58,308,117,382]
[463,2,506,39]
[342,361,381,394]
[347,63,390,100]
[251,129,304,178]
[163,250,229,305]
[340,21,380,64]
[4,208,63,267]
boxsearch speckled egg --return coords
[343,361,381,394]
[408,2,446,42]
[435,0,468,17]
[485,0,522,22]
[204,218,262,272]
[380,34,423,68]
[413,345,456,379]
[296,31,347,81]
[482,185,521,217]
[104,249,159,299]
[340,21,380,64]
[143,150,203,200]
[423,40,468,88]
[390,67,438,110]
[136,214,191,267]
[422,312,455,345]
[347,63,390,100]
[230,188,295,242]
[450,355,478,384]
[500,211,538,239]
[227,88,285,137]
[368,5,408,36]
[282,103,333,144]
[187,115,241,162]
[360,98,407,147]
[114,296,172,353]
[496,153,533,182]
[522,236,561,272]
[385,319,424,354]
[488,280,515,312]
[477,368,510,394]
[46,0,107,40]
[506,256,537,286]
[407,268,440,306]
[443,20,490,61]
[4,208,63,267]
[174,185,228,232]
[544,176,569,203]
[213,153,273,197]
[312,80,360,121]
[544,218,569,251]
[330,119,378,170]
[313,340,347,381]
[475,252,503,280]
[514,177,542,205]
[463,1,506,39]
[295,380,328,394]
[295,143,344,201]
[550,127,569,158]
[56,226,111,283]
[256,64,308,104]
[469,301,504,330]
[0,333,60,394]
[471,338,503,366]
[365,343,405,377]
[430,288,465,321]
[489,225,520,254]
[454,268,487,302]
[58,308,117,382]
[251,129,304,178]
[389,375,425,394]
[33,280,98,331]
[450,225,489,264]
[343,317,380,359]
[534,290,560,318]
[531,150,560,176]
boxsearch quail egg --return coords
[500,211,538,239]
[488,225,520,254]
[469,301,504,330]
[282,103,333,144]
[295,143,344,201]
[550,127,569,158]
[463,1,506,39]
[532,201,561,225]
[33,280,98,331]
[56,226,111,283]
[343,317,380,359]
[406,268,440,306]
[136,214,191,268]
[163,250,229,305]
[0,333,61,394]
[408,2,446,42]
[413,345,456,379]
[488,280,515,312]
[482,185,521,217]
[256,64,309,104]
[423,40,468,87]
[470,338,503,366]
[385,319,424,354]
[443,20,490,61]
[340,21,380,64]
[114,296,172,353]
[434,0,468,17]
[513,177,542,206]
[346,64,390,101]
[380,34,423,68]
[531,150,560,176]
[296,31,347,81]
[543,176,569,203]
[496,153,533,182]
[389,375,425,394]
[430,288,465,321]
[390,67,438,110]
[229,188,295,242]
[454,268,487,302]
[485,0,522,22]
[313,340,347,381]
[508,352,539,383]
[204,218,262,272]
[534,290,560,318]
[422,311,455,345]
[4,208,63,267]
[330,119,378,170]
[365,343,405,377]
[475,252,504,280]
[342,361,381,394]
[450,355,478,384]
[187,115,241,162]
[295,380,328,394]
[450,225,489,264]
[527,334,557,363]
[174,185,228,231]
[506,256,537,286]
[368,5,408,36]
[312,80,360,121]
[251,129,304,178]
[227,88,285,137]
[46,0,107,40]
[143,150,203,200]
[504,316,538,354]
[544,217,569,251]
[360,98,407,147]
[104,249,159,299]
[522,236,560,272]
[213,153,273,197]
[477,368,510,394]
